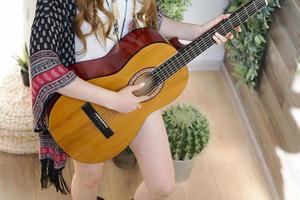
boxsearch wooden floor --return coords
[0,70,272,200]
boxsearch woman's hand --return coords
[195,14,241,44]
[109,83,148,114]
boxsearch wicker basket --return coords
[0,70,39,154]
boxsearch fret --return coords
[240,7,248,21]
[229,14,238,28]
[193,42,203,54]
[185,44,194,56]
[152,68,161,83]
[207,35,215,47]
[166,61,175,76]
[252,0,258,12]
[244,6,250,18]
[244,4,253,18]
[220,23,227,35]
[164,65,170,78]
[163,65,170,80]
[244,3,255,18]
[181,47,192,61]
[178,60,184,70]
[180,51,189,63]
[228,18,235,30]
[177,58,184,70]
[186,49,193,60]
[159,67,166,81]
[165,62,177,78]
[188,46,198,57]
[209,36,215,46]
[153,71,163,84]
[212,27,217,34]
[200,37,208,49]
[174,56,181,66]
[236,13,243,24]
[247,0,263,18]
[176,56,185,67]
[219,21,229,34]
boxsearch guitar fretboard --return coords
[153,0,268,84]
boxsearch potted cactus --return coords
[13,43,30,87]
[112,146,137,169]
[162,103,210,182]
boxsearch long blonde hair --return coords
[73,0,159,55]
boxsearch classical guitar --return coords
[48,0,269,163]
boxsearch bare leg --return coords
[71,159,104,200]
[130,110,175,200]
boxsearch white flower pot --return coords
[173,156,197,183]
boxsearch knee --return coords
[74,166,103,190]
[148,178,176,198]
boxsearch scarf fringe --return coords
[41,159,70,194]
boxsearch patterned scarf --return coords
[29,0,164,194]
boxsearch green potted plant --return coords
[113,146,137,169]
[225,0,280,90]
[158,0,192,21]
[162,103,210,183]
[13,43,30,87]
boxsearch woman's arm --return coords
[56,76,117,109]
[57,76,148,114]
[159,14,241,43]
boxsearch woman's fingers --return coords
[214,32,227,44]
[235,26,242,32]
[206,14,230,29]
[226,32,234,40]
[225,26,240,40]
[138,95,149,102]
[220,13,231,20]
[212,35,222,45]
[129,82,145,92]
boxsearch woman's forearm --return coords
[159,15,236,43]
[56,76,117,109]
[159,16,204,41]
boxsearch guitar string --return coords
[136,0,264,94]
[143,0,265,92]
[96,0,266,122]
[97,0,265,123]
[151,0,265,83]
[125,0,265,101]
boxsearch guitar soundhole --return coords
[129,68,163,100]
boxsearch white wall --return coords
[0,0,26,80]
[183,0,230,70]
[23,0,36,45]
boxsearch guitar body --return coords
[48,28,189,163]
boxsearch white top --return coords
[75,0,143,62]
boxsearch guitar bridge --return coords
[81,102,114,139]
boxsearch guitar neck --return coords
[153,0,268,84]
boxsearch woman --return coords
[29,0,240,199]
